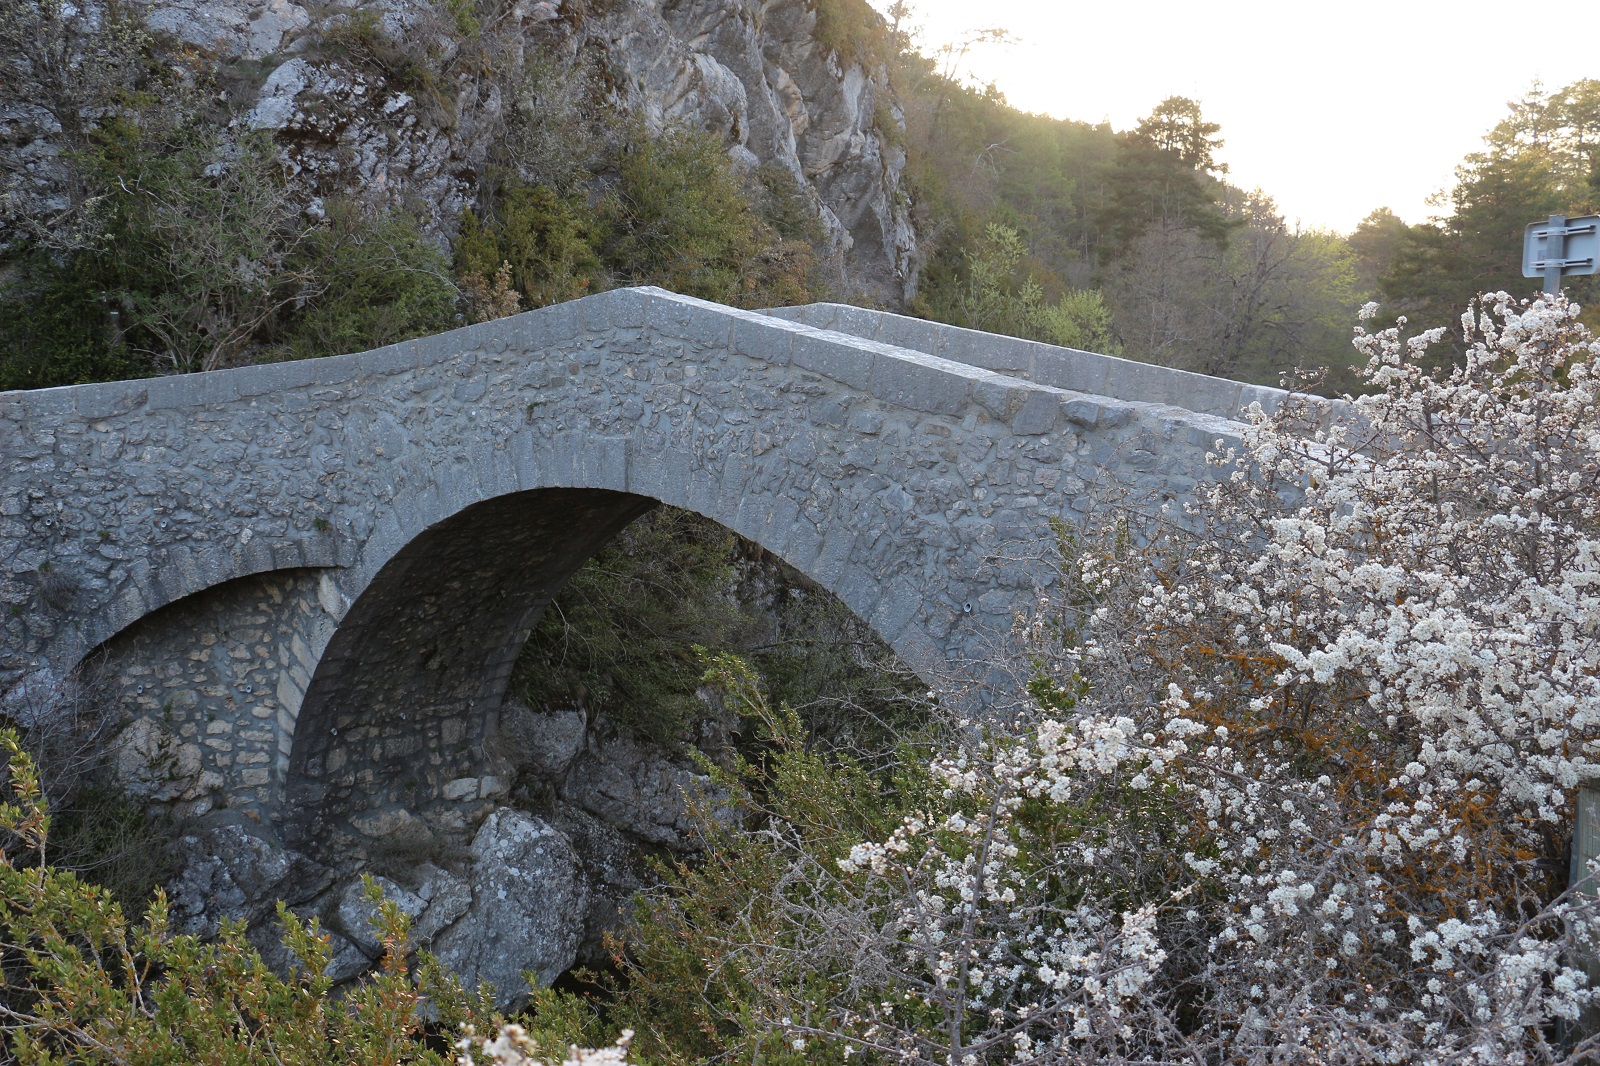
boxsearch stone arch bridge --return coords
[0,287,1296,860]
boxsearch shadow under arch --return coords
[280,478,945,863]
[282,488,658,857]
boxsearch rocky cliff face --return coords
[562,0,918,302]
[6,0,918,305]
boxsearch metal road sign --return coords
[1524,214,1600,294]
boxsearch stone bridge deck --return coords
[0,287,1291,857]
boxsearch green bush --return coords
[276,201,459,360]
[510,507,750,747]
[603,126,817,308]
[0,118,459,382]
[318,7,439,98]
[39,119,307,375]
[753,164,821,243]
[0,257,146,390]
[456,185,605,313]
[812,0,890,68]
[509,506,925,754]
[0,731,507,1064]
[41,784,178,916]
[595,654,936,1064]
[929,222,1120,353]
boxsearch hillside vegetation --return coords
[1,2,1593,394]
[874,13,1600,390]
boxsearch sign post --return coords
[1523,214,1600,294]
[1568,788,1600,1045]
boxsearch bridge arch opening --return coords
[282,487,922,866]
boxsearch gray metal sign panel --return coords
[1524,214,1600,292]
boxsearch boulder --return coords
[166,820,332,938]
[145,0,310,61]
[496,700,587,779]
[334,875,428,958]
[559,722,722,848]
[412,863,473,946]
[544,806,645,970]
[430,809,588,1011]
[247,920,371,985]
[111,717,223,804]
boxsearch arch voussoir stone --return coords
[0,285,1335,853]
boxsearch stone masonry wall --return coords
[0,286,1263,854]
[87,568,336,820]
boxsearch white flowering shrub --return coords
[705,294,1600,1063]
[455,1025,632,1066]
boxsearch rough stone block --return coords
[75,384,147,420]
[809,528,858,588]
[867,577,922,644]
[519,298,582,353]
[948,332,1034,374]
[604,287,651,329]
[575,290,617,332]
[575,436,629,491]
[778,521,823,573]
[146,372,238,411]
[10,386,72,422]
[313,356,360,386]
[1029,349,1102,395]
[730,315,796,366]
[1010,390,1060,436]
[872,315,941,356]
[649,296,735,350]
[245,359,318,396]
[827,305,885,341]
[762,302,838,330]
[972,377,1021,421]
[892,625,944,678]
[356,344,414,377]
[443,777,479,801]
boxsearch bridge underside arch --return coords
[283,488,658,858]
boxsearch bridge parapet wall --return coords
[763,302,1350,424]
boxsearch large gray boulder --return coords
[166,820,332,938]
[497,700,588,780]
[430,808,588,1011]
[334,874,428,958]
[247,921,371,985]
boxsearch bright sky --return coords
[872,0,1596,235]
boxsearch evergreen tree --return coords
[1382,79,1600,341]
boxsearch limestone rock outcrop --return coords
[2,0,918,304]
[166,818,332,939]
[559,0,918,303]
